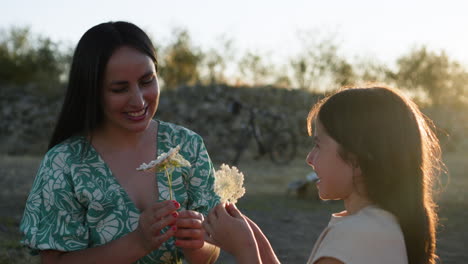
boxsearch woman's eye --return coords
[111,87,128,93]
[141,76,155,86]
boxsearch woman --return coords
[204,86,442,264]
[20,21,219,264]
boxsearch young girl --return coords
[203,86,442,264]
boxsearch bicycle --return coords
[229,99,297,165]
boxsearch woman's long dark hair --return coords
[307,86,442,264]
[48,21,157,149]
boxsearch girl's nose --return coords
[306,151,315,168]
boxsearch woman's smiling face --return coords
[101,46,159,133]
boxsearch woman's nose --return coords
[130,87,145,107]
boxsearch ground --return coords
[1,150,467,264]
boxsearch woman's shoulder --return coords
[157,120,203,142]
[158,120,200,135]
[43,136,90,164]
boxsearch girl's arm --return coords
[40,200,178,264]
[242,214,281,264]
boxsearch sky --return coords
[2,0,468,67]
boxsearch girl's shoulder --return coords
[330,206,403,240]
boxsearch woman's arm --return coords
[180,241,220,264]
[40,200,179,264]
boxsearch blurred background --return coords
[1,0,467,263]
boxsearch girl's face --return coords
[306,119,356,200]
[101,46,159,134]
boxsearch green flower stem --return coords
[164,166,174,200]
[164,166,180,264]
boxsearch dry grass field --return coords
[1,148,466,264]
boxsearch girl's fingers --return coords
[225,203,243,218]
[208,206,220,224]
[204,235,217,246]
[203,219,214,236]
[214,203,227,217]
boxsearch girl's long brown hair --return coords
[307,86,442,264]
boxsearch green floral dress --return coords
[20,120,220,263]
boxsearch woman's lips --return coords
[126,107,147,120]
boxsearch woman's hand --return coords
[134,200,180,253]
[174,210,205,249]
[203,203,261,263]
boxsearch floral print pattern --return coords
[20,120,219,263]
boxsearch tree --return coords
[289,32,355,91]
[0,26,70,94]
[392,46,468,106]
[158,29,202,90]
[237,51,271,86]
[200,36,235,85]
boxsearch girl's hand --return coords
[174,210,205,249]
[135,200,179,253]
[203,203,260,261]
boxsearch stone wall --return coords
[0,84,321,162]
[1,84,465,161]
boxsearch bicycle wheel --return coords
[269,129,297,165]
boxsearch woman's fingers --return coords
[175,238,204,249]
[135,200,180,251]
[176,217,203,229]
[177,209,203,220]
[173,210,207,249]
[152,225,177,247]
[151,200,180,220]
[150,214,178,234]
[175,228,204,238]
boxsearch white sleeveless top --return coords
[307,206,408,264]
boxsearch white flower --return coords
[214,164,246,204]
[136,145,191,173]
